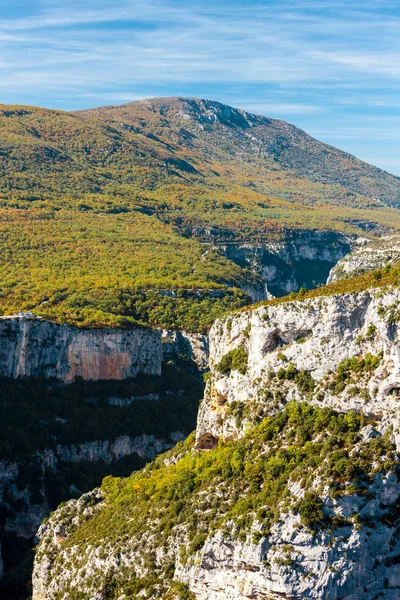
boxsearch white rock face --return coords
[197,288,400,447]
[328,233,400,282]
[0,316,162,382]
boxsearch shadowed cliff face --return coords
[0,316,205,598]
[219,230,352,297]
[0,317,162,382]
[0,360,204,599]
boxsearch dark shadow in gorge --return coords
[0,359,204,599]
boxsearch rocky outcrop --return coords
[197,287,400,445]
[219,229,352,297]
[0,314,162,382]
[328,233,400,282]
[162,330,209,371]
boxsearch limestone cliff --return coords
[31,280,400,600]
[0,314,162,382]
[219,229,352,297]
[197,286,400,447]
[328,233,400,283]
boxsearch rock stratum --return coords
[32,268,400,600]
[0,314,162,382]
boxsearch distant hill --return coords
[0,97,400,329]
[84,97,400,207]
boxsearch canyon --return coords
[2,95,400,599]
[31,269,400,600]
[219,229,352,298]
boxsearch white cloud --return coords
[309,51,400,78]
[0,0,399,91]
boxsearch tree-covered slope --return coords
[1,97,400,328]
[83,97,400,208]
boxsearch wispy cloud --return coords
[310,51,400,78]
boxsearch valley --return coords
[1,97,400,599]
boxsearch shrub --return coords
[189,533,208,554]
[203,372,212,383]
[216,346,248,376]
[274,364,314,392]
[297,492,324,529]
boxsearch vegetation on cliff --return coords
[34,399,398,599]
[250,263,400,312]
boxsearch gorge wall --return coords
[0,316,205,597]
[0,315,162,382]
[32,282,400,600]
[0,432,184,557]
[218,229,353,297]
[197,286,400,445]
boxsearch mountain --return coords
[83,97,400,207]
[3,97,400,207]
[32,265,400,600]
[1,97,400,329]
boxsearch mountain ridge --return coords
[81,96,400,203]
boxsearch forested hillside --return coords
[1,97,400,329]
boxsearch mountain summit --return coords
[83,96,400,206]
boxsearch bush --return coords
[189,533,207,554]
[216,346,248,376]
[275,364,314,392]
[297,492,324,529]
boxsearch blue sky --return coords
[1,0,399,174]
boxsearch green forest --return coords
[1,98,400,330]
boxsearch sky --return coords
[0,0,399,174]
